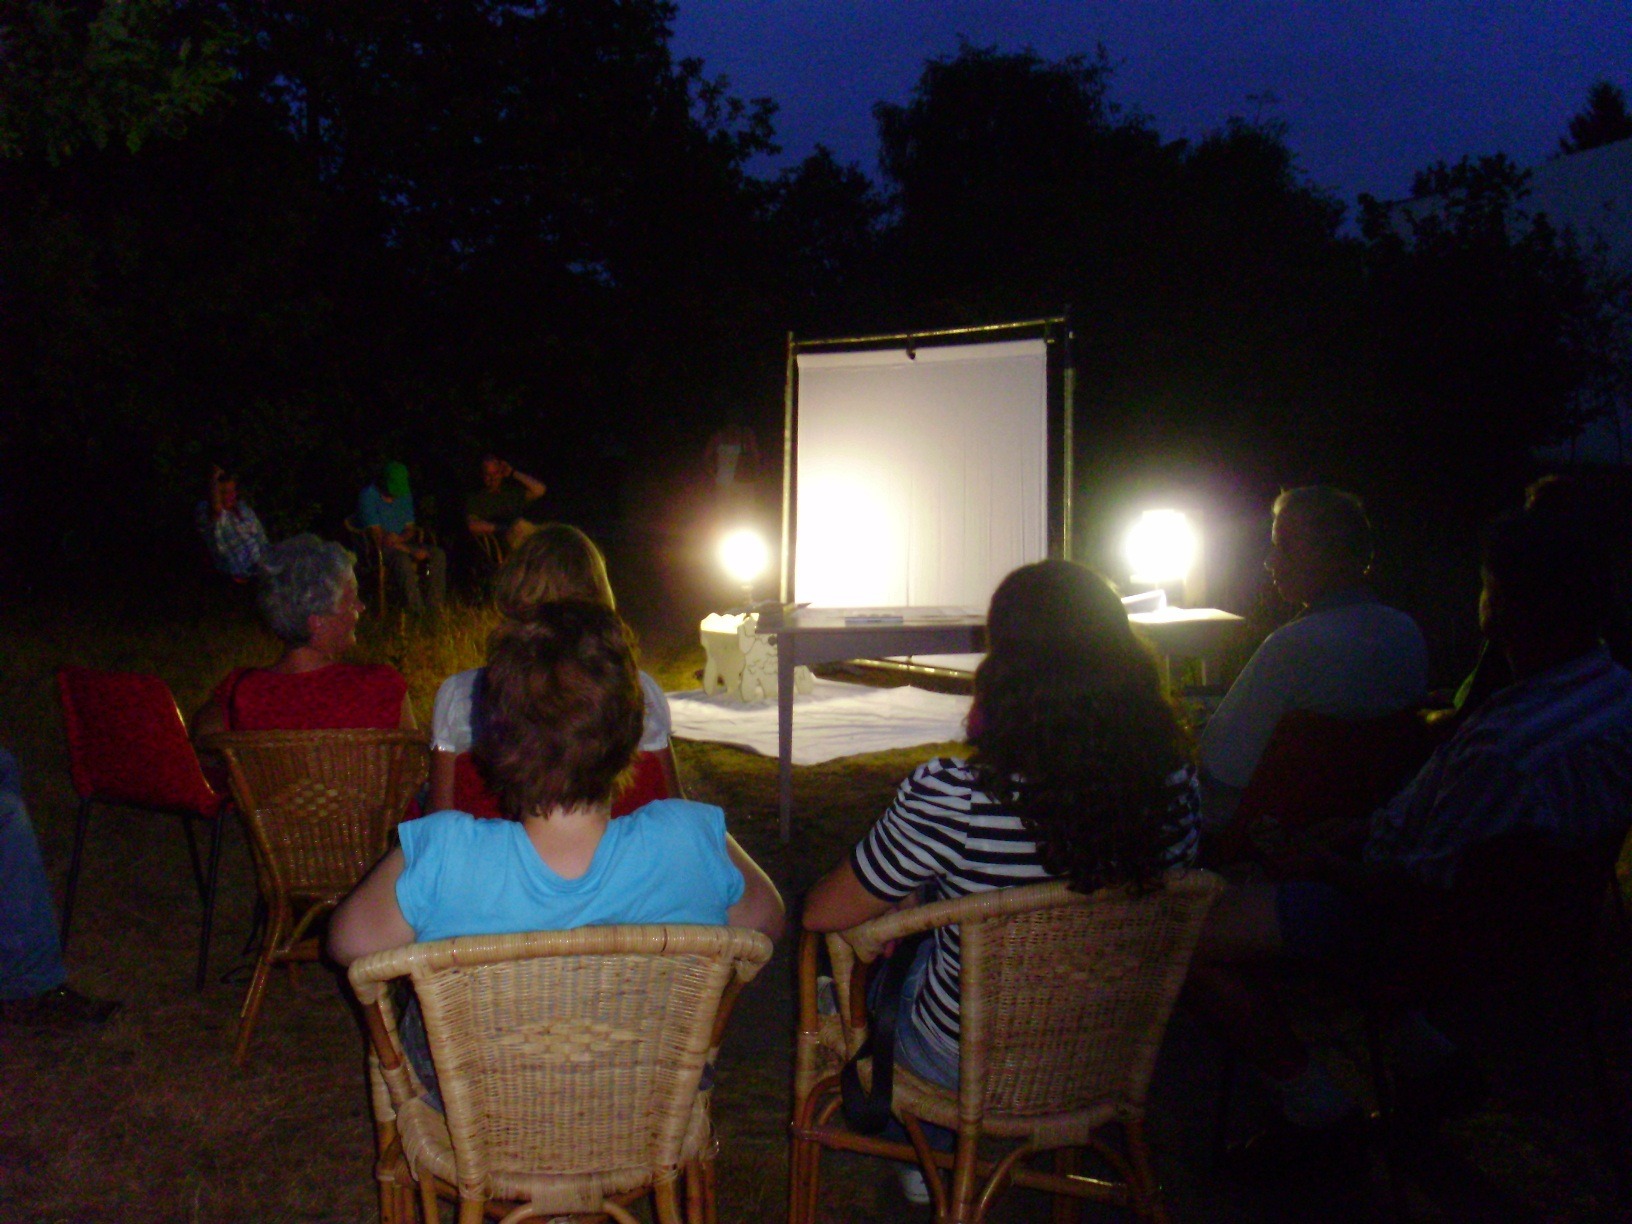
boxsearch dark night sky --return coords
[671,0,1630,210]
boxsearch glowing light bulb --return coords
[1125,510,1197,586]
[718,528,770,588]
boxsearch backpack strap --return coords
[839,929,930,1134]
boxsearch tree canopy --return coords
[1559,80,1632,155]
[1,16,1625,593]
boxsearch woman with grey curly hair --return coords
[193,534,413,735]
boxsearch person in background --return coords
[703,417,760,516]
[1198,486,1427,831]
[192,534,413,736]
[428,524,679,812]
[466,454,547,553]
[0,747,120,1029]
[356,460,446,615]
[196,465,270,582]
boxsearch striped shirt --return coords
[1366,646,1632,887]
[850,758,1200,1061]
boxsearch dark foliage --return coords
[1559,80,1632,155]
[1,18,1625,609]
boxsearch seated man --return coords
[357,461,446,615]
[0,747,119,1028]
[1190,505,1632,1156]
[1199,486,1427,832]
[195,465,270,582]
[465,454,546,553]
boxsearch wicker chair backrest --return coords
[353,926,771,1201]
[958,873,1222,1118]
[207,729,428,898]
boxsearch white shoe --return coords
[896,1164,931,1206]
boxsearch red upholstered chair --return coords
[1209,707,1434,866]
[452,748,675,820]
[56,667,232,991]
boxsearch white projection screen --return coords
[785,322,1072,610]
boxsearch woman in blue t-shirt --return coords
[329,601,784,966]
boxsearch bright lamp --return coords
[1125,510,1197,587]
[718,527,770,589]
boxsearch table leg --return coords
[778,635,796,842]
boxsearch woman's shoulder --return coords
[401,808,517,857]
[900,757,984,800]
[618,797,723,835]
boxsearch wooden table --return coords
[773,608,986,841]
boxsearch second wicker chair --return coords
[203,728,428,1065]
[789,872,1223,1223]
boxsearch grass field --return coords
[1,505,1629,1222]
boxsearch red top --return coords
[213,663,408,731]
[453,748,673,820]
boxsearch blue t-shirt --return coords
[395,801,746,943]
[356,484,416,535]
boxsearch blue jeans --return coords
[870,938,957,1152]
[0,749,67,1000]
[892,938,961,1090]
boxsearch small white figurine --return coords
[700,612,813,703]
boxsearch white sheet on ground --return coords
[667,678,971,765]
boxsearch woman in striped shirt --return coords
[803,559,1200,1088]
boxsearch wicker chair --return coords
[349,924,774,1224]
[202,728,429,1064]
[790,872,1224,1224]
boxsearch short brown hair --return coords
[493,524,615,620]
[475,602,643,819]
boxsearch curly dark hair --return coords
[968,560,1192,892]
[475,601,644,820]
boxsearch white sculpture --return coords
[700,612,814,703]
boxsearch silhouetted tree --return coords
[0,0,787,573]
[870,43,1362,555]
[1558,80,1632,155]
[1356,155,1630,525]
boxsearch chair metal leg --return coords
[58,797,93,952]
[194,814,227,992]
[180,811,207,901]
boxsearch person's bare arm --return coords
[510,467,546,501]
[328,847,415,965]
[429,749,457,812]
[467,515,497,536]
[725,834,785,942]
[802,857,895,932]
